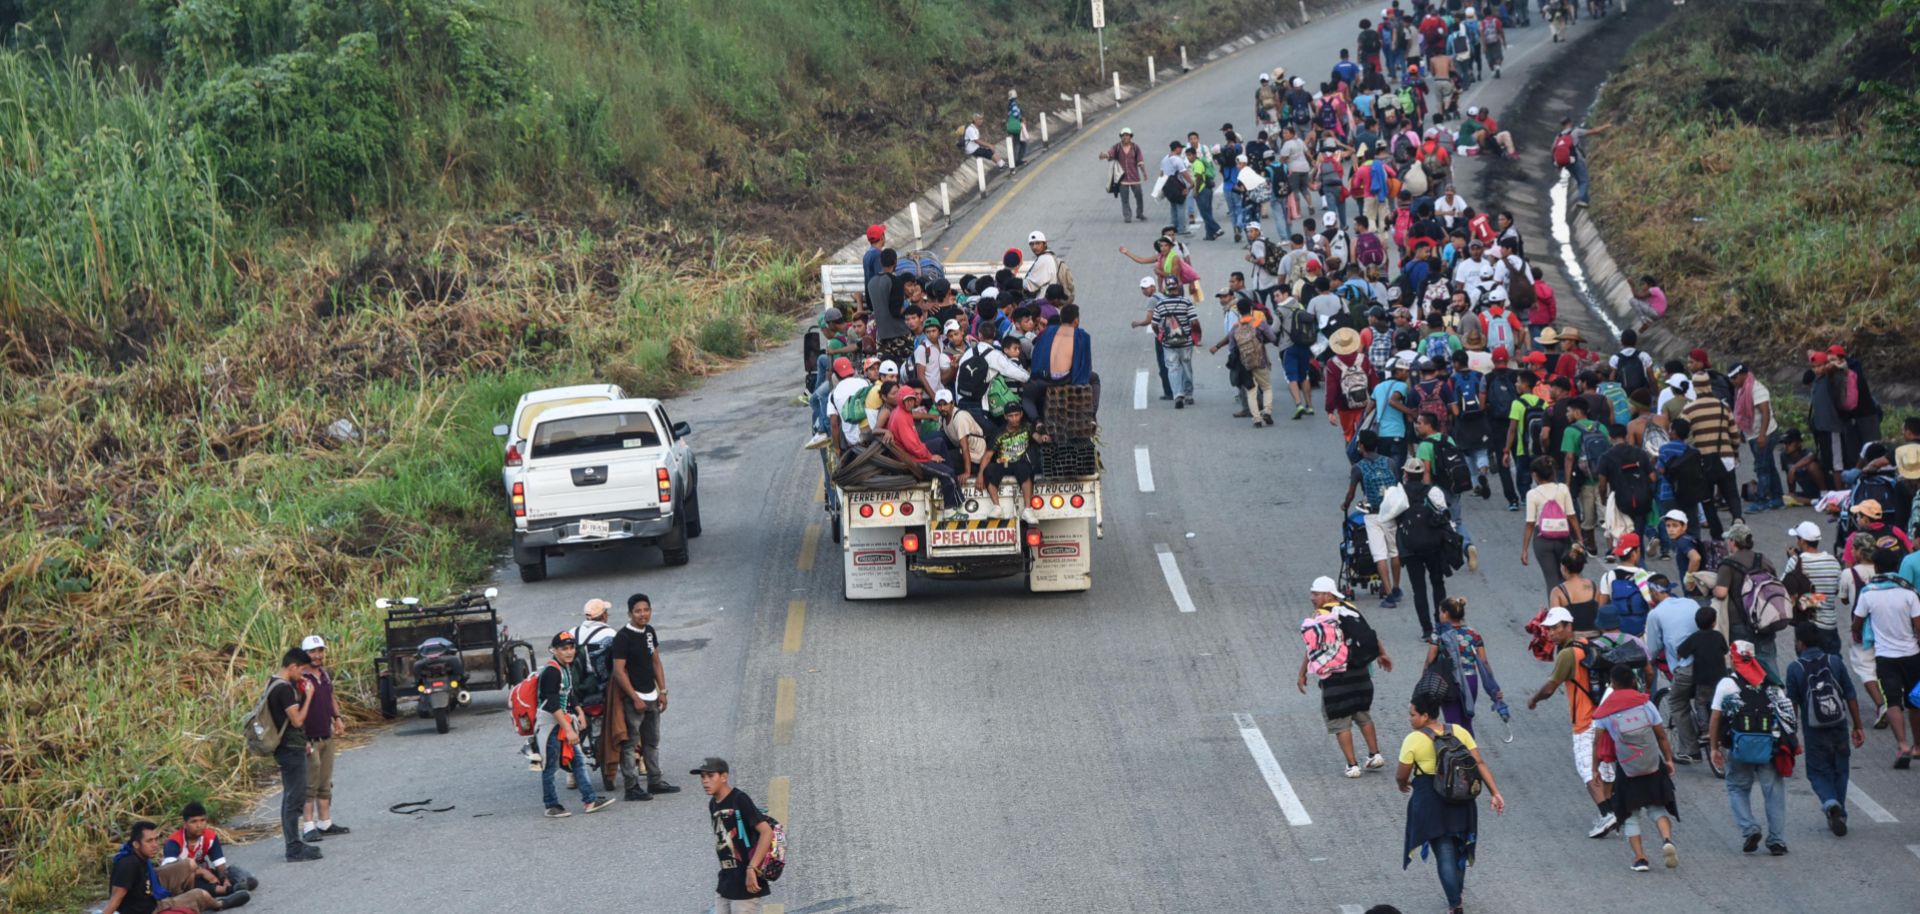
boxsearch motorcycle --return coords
[410,636,470,734]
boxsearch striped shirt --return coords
[1680,395,1739,458]
[1786,549,1844,629]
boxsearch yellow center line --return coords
[947,114,1116,262]
[814,474,823,504]
[796,523,821,573]
[773,677,797,746]
[767,775,791,821]
[782,600,807,653]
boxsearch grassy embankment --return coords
[0,0,1295,906]
[1587,0,1919,411]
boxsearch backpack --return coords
[509,661,564,738]
[1519,396,1549,456]
[1483,310,1517,353]
[1414,378,1452,430]
[1429,436,1473,495]
[1609,570,1653,636]
[1287,307,1316,347]
[1429,725,1483,804]
[1734,566,1794,635]
[1357,455,1397,509]
[1398,487,1452,557]
[1359,28,1382,54]
[1663,447,1711,505]
[1158,309,1192,348]
[1580,636,1650,704]
[1054,257,1077,302]
[1615,349,1651,394]
[1612,453,1655,518]
[1256,239,1285,276]
[1232,322,1268,371]
[243,678,293,757]
[1487,371,1519,425]
[1641,420,1671,458]
[953,347,991,404]
[1162,171,1189,204]
[1605,701,1666,778]
[1505,261,1536,312]
[1355,231,1385,267]
[1798,654,1848,731]
[1575,421,1611,478]
[1454,370,1485,417]
[1421,332,1452,363]
[986,374,1019,417]
[1339,359,1371,411]
[1726,678,1779,764]
[840,383,872,426]
[755,814,789,882]
[1537,496,1572,540]
[1302,612,1353,679]
[1552,131,1577,168]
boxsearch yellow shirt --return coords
[1398,724,1479,775]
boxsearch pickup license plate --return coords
[578,518,611,537]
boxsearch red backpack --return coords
[509,661,562,737]
[1552,132,1576,168]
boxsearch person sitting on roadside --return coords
[161,802,257,901]
[107,820,249,913]
[1461,106,1518,160]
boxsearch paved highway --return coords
[235,10,1920,914]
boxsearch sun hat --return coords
[1536,327,1559,346]
[1895,443,1920,481]
[1330,328,1363,356]
[1852,499,1884,520]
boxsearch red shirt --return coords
[1530,281,1558,326]
[884,404,939,463]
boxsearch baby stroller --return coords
[1336,510,1384,598]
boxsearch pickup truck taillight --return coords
[504,441,523,467]
[512,481,526,517]
[656,467,671,503]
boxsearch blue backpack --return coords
[1609,570,1652,637]
[1454,370,1485,417]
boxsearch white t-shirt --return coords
[1750,379,1780,436]
[1024,252,1059,294]
[1247,238,1279,286]
[828,376,871,443]
[1452,257,1496,302]
[963,123,985,154]
[1435,193,1468,220]
[1854,580,1920,659]
[1709,676,1743,714]
[914,337,951,396]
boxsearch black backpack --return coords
[1430,725,1483,804]
[1428,436,1474,495]
[1611,451,1655,517]
[1359,28,1382,55]
[1520,396,1549,456]
[1486,370,1519,424]
[953,346,992,406]
[1287,307,1316,347]
[1398,486,1452,557]
[1615,349,1651,395]
[1663,446,1711,505]
[1579,635,1650,704]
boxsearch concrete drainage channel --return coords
[828,0,1374,266]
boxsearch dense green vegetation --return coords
[1588,0,1919,383]
[0,0,1297,907]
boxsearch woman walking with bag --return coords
[1521,455,1583,593]
[1397,694,1507,914]
[1420,597,1506,735]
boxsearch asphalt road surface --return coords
[230,10,1920,914]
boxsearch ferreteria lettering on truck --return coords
[846,490,913,504]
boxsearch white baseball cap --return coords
[934,389,954,404]
[1260,73,1271,82]
[1140,276,1158,290]
[878,359,900,376]
[1542,606,1574,627]
[942,318,962,333]
[301,635,326,651]
[1663,509,1691,525]
[1788,521,1823,542]
[1310,575,1341,595]
[1467,105,1481,117]
[1246,221,1262,232]
[1322,211,1337,227]
[1028,231,1047,244]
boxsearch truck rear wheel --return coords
[518,555,547,583]
[660,516,690,566]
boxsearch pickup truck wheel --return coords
[377,676,399,719]
[660,516,691,566]
[518,556,547,583]
[685,489,703,538]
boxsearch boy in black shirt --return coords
[693,757,774,912]
[612,593,681,801]
[1677,606,1729,688]
[540,631,615,817]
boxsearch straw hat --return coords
[1898,444,1920,481]
[1536,327,1560,346]
[1559,326,1583,342]
[1329,327,1363,356]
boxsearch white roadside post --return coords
[1092,0,1106,82]
[941,182,951,221]
[1112,71,1121,102]
[1181,46,1189,72]
[1007,136,1017,170]
[1074,94,1084,128]
[976,157,987,194]
[1041,111,1049,144]
[909,202,921,243]
[1148,55,1156,86]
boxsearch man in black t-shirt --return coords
[266,648,320,862]
[105,820,244,913]
[693,757,774,911]
[612,593,681,801]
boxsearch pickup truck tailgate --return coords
[521,452,661,521]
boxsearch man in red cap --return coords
[1485,345,1524,509]
[1686,347,1731,403]
[861,224,886,284]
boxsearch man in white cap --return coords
[1022,231,1059,297]
[299,635,348,844]
[1527,605,1622,838]
[1297,575,1393,778]
[1098,128,1147,222]
[1243,222,1281,306]
[1783,521,1843,649]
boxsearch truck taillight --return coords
[898,501,914,516]
[1049,495,1065,509]
[902,533,920,553]
[656,467,671,502]
[504,442,522,467]
[1025,529,1043,548]
[512,482,525,517]
[1030,496,1044,510]
[879,502,894,517]
[858,504,874,518]
[1070,494,1085,508]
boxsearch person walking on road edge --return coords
[613,593,682,801]
[1397,693,1505,914]
[696,757,776,913]
[1299,576,1393,778]
[298,635,348,845]
[540,631,615,818]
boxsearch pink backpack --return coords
[1538,496,1572,539]
[1302,613,1352,679]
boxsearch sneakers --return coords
[1827,804,1848,836]
[1344,764,1364,778]
[1232,409,1253,418]
[1588,811,1618,838]
[285,844,323,862]
[1174,396,1186,410]
[583,797,617,814]
[1742,832,1762,853]
[1630,858,1650,872]
[648,782,682,794]
[218,890,253,909]
[1662,840,1679,868]
[1874,704,1890,729]
[1364,752,1387,770]
[300,829,325,844]
[1672,752,1697,766]
[1744,501,1769,514]
[1507,501,1521,511]
[1474,478,1491,499]
[1020,507,1040,524]
[804,432,830,450]
[319,823,351,835]
[625,786,652,802]
[1467,544,1479,573]
[1768,842,1789,856]
[1293,404,1309,420]
[544,805,572,818]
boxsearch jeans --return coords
[1749,435,1783,506]
[542,726,600,808]
[1404,554,1449,638]
[1664,663,1702,751]
[1153,340,1173,398]
[809,357,832,435]
[620,699,665,790]
[1321,189,1347,227]
[1118,183,1145,220]
[1227,191,1247,233]
[1163,345,1195,398]
[1725,760,1786,846]
[1170,200,1190,234]
[1802,727,1850,815]
[1448,489,1474,547]
[1196,187,1221,237]
[1566,159,1591,204]
[275,739,309,854]
[1430,833,1467,908]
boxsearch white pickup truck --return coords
[509,397,700,582]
